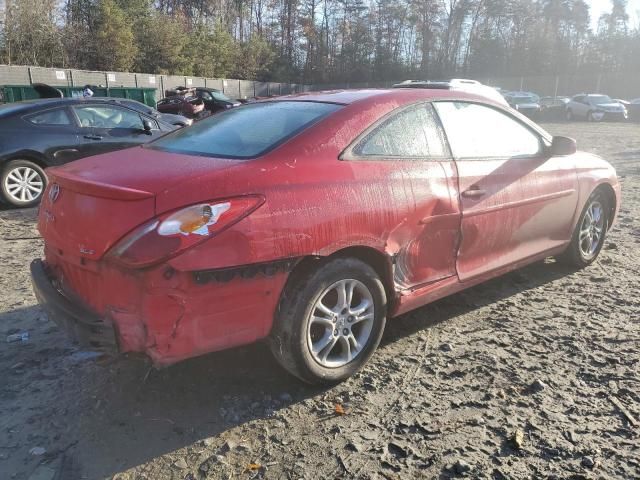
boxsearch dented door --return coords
[341,102,461,290]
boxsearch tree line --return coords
[0,0,639,84]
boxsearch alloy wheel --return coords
[579,200,605,260]
[3,166,44,203]
[307,279,375,368]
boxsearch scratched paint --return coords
[33,89,621,366]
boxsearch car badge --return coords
[49,184,60,203]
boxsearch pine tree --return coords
[94,0,137,71]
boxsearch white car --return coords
[393,79,509,108]
[565,94,628,122]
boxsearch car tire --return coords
[558,189,609,268]
[270,258,387,385]
[1,159,47,208]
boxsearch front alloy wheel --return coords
[578,200,605,261]
[559,189,609,268]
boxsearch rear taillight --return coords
[107,195,264,268]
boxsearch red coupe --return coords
[31,88,621,384]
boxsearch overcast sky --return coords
[588,0,640,29]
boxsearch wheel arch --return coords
[1,150,49,171]
[281,246,396,315]
[594,182,617,229]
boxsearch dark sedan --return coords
[0,98,179,207]
[194,88,242,114]
[505,93,541,118]
[156,95,205,119]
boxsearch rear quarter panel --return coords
[164,95,460,287]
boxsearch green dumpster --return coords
[0,85,157,107]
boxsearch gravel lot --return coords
[1,122,639,480]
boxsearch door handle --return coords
[83,135,103,140]
[462,186,486,198]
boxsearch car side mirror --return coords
[549,136,577,156]
[142,119,153,135]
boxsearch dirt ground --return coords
[1,121,639,480]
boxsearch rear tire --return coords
[1,159,47,208]
[270,258,387,384]
[558,189,609,268]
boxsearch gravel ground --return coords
[1,122,639,480]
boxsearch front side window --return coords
[150,101,341,159]
[27,108,72,126]
[73,105,144,129]
[353,104,446,158]
[434,102,541,159]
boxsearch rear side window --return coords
[434,102,541,159]
[27,108,72,126]
[72,105,145,129]
[353,104,447,158]
[150,101,341,159]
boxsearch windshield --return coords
[123,101,154,115]
[212,91,233,102]
[149,101,341,159]
[589,95,613,104]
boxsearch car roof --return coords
[271,88,505,108]
[0,97,148,116]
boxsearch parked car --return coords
[629,98,640,122]
[539,96,570,120]
[504,93,541,118]
[393,79,508,107]
[156,94,205,119]
[31,89,620,384]
[107,98,193,127]
[0,98,180,207]
[540,96,570,108]
[194,87,242,113]
[512,91,540,102]
[565,94,628,121]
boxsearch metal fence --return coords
[0,64,311,102]
[309,72,640,98]
[3,65,638,102]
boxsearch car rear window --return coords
[149,101,341,159]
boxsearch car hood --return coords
[158,112,191,124]
[595,102,624,110]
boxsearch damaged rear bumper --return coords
[30,259,118,352]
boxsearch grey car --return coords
[565,94,628,122]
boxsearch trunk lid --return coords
[39,146,246,260]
